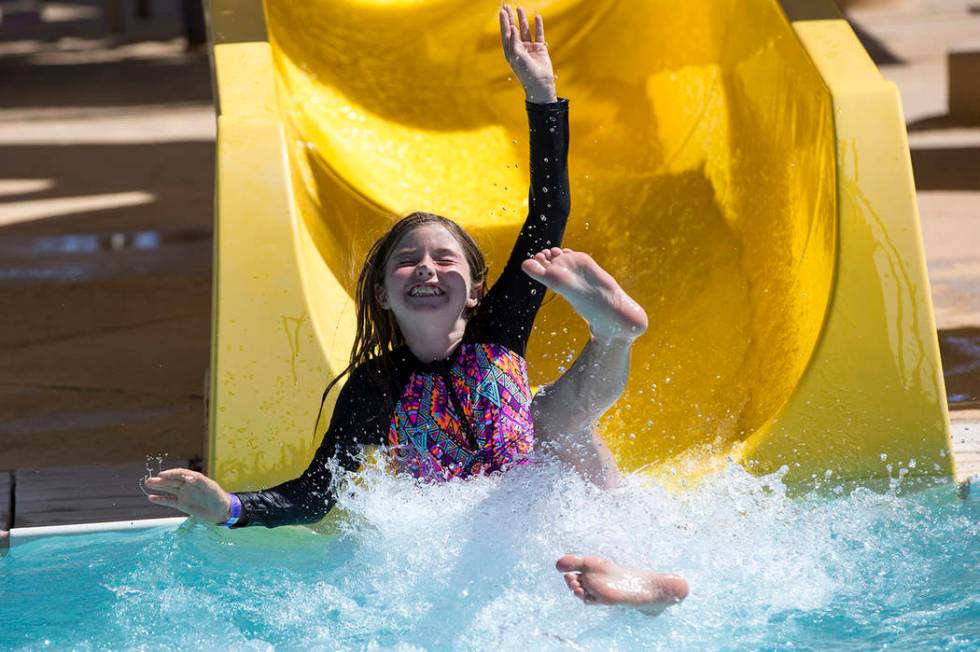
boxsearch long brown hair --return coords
[313,211,489,439]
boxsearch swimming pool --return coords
[2,461,977,650]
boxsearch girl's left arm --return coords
[472,8,570,355]
[498,6,557,104]
[499,4,570,256]
[498,4,569,262]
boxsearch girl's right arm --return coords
[145,365,387,528]
[228,408,367,528]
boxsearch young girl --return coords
[147,6,687,613]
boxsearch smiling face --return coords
[378,223,483,331]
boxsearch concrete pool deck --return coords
[0,0,977,529]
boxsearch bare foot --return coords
[521,248,648,341]
[556,555,688,615]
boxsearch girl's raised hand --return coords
[499,5,558,104]
[143,468,232,524]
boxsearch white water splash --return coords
[10,456,973,651]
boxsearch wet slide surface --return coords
[264,0,836,474]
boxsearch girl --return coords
[147,6,687,612]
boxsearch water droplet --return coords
[512,139,518,144]
[542,186,549,193]
[543,157,549,163]
[530,289,537,295]
[880,453,888,462]
[539,214,547,221]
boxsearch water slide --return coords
[203,0,956,492]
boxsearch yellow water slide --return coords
[204,0,955,492]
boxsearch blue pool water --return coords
[1,461,977,650]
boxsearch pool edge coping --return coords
[3,516,186,549]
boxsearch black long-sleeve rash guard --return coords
[233,99,571,528]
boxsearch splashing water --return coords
[2,459,977,650]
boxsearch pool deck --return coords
[0,458,198,529]
[950,411,980,487]
[0,0,978,531]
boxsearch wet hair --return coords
[313,211,489,438]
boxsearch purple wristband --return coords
[221,493,242,528]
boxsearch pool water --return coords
[1,460,977,651]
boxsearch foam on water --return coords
[2,458,977,650]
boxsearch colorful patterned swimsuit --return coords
[389,344,535,480]
[233,98,570,528]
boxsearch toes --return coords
[556,555,584,572]
[581,556,616,575]
[659,575,690,602]
[530,248,551,260]
[563,571,591,603]
[521,258,547,277]
[559,565,603,606]
[563,572,580,591]
[549,247,563,258]
[565,575,589,602]
[557,554,611,574]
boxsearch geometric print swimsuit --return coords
[389,343,535,480]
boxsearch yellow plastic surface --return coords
[740,14,955,483]
[205,0,954,491]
